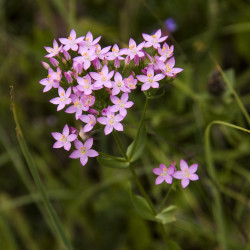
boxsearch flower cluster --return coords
[153,159,199,188]
[40,29,183,167]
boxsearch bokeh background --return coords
[0,0,250,249]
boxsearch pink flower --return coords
[97,111,124,135]
[79,114,96,132]
[173,159,199,188]
[44,39,62,58]
[65,95,89,119]
[153,163,176,185]
[158,42,174,61]
[110,93,134,117]
[76,74,93,95]
[79,31,101,49]
[69,138,99,167]
[142,29,168,49]
[112,72,130,95]
[74,47,96,70]
[124,38,145,60]
[107,44,125,60]
[51,124,77,151]
[158,57,183,77]
[137,66,165,91]
[95,44,111,60]
[90,65,114,89]
[50,87,71,111]
[59,29,84,51]
[124,75,137,90]
[64,71,74,83]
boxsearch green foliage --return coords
[0,0,250,249]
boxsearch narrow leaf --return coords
[128,183,155,221]
[97,153,129,169]
[155,205,177,224]
[126,124,147,162]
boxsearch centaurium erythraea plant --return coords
[40,28,185,167]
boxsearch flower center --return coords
[81,147,86,154]
[60,135,67,142]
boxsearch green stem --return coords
[128,97,149,161]
[112,130,129,161]
[211,55,250,127]
[10,87,74,250]
[160,184,173,210]
[112,97,169,248]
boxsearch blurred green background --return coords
[0,0,250,249]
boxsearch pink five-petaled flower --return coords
[59,29,84,51]
[125,38,145,60]
[110,93,134,117]
[90,65,114,89]
[112,72,130,95]
[44,39,62,58]
[69,138,99,167]
[142,29,168,49]
[76,74,93,95]
[158,42,174,61]
[153,163,176,185]
[97,111,124,135]
[51,124,77,151]
[79,31,101,49]
[158,57,183,77]
[137,66,165,91]
[50,87,71,111]
[173,159,199,188]
[65,95,89,119]
[79,114,96,132]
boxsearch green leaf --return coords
[155,205,177,224]
[97,154,129,169]
[126,124,147,162]
[128,184,155,221]
[168,240,182,250]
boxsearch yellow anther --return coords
[74,101,79,107]
[81,147,86,154]
[129,45,135,50]
[162,47,166,51]
[86,38,89,41]
[148,73,152,77]
[68,36,72,40]
[163,167,167,171]
[151,35,157,38]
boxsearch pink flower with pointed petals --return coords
[65,95,89,119]
[79,31,101,49]
[74,47,97,70]
[137,66,165,91]
[79,114,96,132]
[90,65,114,89]
[97,111,124,135]
[44,39,62,58]
[51,124,77,151]
[158,42,174,61]
[153,163,176,185]
[110,93,134,117]
[50,87,71,111]
[95,44,111,60]
[158,57,183,77]
[69,138,99,167]
[112,72,130,95]
[124,75,138,90]
[107,44,125,68]
[125,38,145,60]
[59,29,84,51]
[76,74,93,95]
[173,159,199,188]
[142,29,168,49]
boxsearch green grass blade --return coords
[10,87,74,250]
[205,120,250,250]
